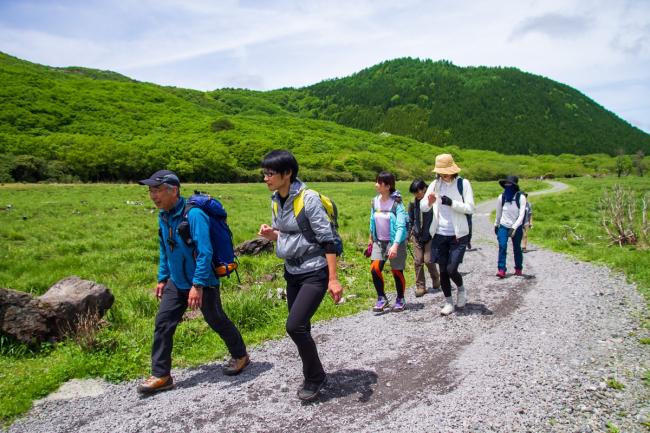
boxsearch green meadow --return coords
[0,179,545,423]
[527,176,650,303]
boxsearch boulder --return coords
[235,237,274,256]
[0,288,57,344]
[0,276,114,345]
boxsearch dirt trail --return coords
[9,181,649,433]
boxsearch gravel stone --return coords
[8,181,649,433]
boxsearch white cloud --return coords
[0,0,648,131]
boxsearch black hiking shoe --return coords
[297,376,327,401]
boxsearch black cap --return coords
[498,175,520,191]
[138,170,180,187]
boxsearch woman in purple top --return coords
[367,171,409,313]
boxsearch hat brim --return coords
[138,179,163,186]
[499,179,520,191]
[433,164,461,175]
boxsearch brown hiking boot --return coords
[223,353,250,376]
[137,375,174,395]
[415,286,427,297]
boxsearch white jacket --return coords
[420,177,474,238]
[495,193,527,230]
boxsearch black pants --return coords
[284,266,328,384]
[431,234,469,298]
[151,281,247,377]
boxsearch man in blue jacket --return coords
[137,170,248,395]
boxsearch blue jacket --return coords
[369,191,409,244]
[157,197,219,289]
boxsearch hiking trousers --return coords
[284,266,328,385]
[431,234,468,298]
[412,237,440,290]
[151,281,247,377]
[497,225,524,271]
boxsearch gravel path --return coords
[9,181,650,433]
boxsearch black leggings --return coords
[370,260,405,299]
[432,234,468,298]
[284,266,328,384]
[440,264,463,298]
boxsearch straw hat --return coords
[432,153,461,175]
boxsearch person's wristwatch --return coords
[193,284,204,290]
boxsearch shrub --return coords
[599,184,649,247]
[0,153,14,182]
[211,118,235,132]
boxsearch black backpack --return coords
[455,177,472,226]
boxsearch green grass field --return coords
[0,178,544,423]
[527,177,650,303]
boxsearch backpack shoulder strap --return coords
[390,198,399,215]
[456,177,465,203]
[293,189,307,217]
[183,203,194,219]
[515,191,521,208]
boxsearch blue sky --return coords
[1,0,649,132]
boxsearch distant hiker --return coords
[408,179,441,297]
[419,154,474,316]
[494,175,528,278]
[258,150,344,402]
[522,192,533,253]
[136,170,249,395]
[368,171,409,312]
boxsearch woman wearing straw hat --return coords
[419,154,474,316]
[494,175,527,278]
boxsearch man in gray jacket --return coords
[258,150,343,402]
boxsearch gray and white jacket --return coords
[271,179,336,275]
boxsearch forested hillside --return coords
[274,58,650,155]
[0,52,646,183]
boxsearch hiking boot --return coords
[392,297,406,312]
[372,296,390,312]
[223,353,250,376]
[137,375,174,395]
[514,268,523,276]
[496,269,506,278]
[415,286,427,297]
[456,289,467,308]
[440,302,455,316]
[297,376,327,402]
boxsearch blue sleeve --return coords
[369,203,376,240]
[187,208,214,286]
[394,202,408,243]
[157,223,171,283]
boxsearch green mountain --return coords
[275,58,650,155]
[0,52,645,183]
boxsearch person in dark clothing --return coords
[408,179,441,297]
[137,170,249,395]
[258,150,344,402]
